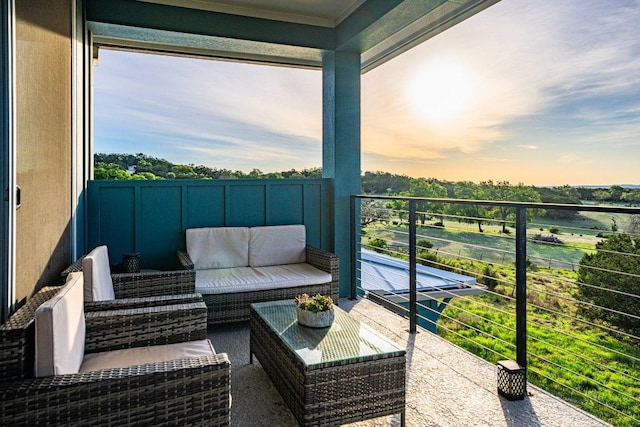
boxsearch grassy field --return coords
[364,216,595,270]
[438,275,639,427]
[362,211,639,426]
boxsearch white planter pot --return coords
[296,307,335,328]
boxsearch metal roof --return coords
[360,250,486,302]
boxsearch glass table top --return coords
[251,300,405,368]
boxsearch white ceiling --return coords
[139,0,367,27]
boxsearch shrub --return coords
[577,234,640,336]
[417,238,434,250]
[418,251,441,268]
[549,226,561,234]
[368,237,387,254]
[482,265,499,291]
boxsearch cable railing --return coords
[351,195,640,427]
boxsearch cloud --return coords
[361,0,640,182]
[94,0,640,184]
[94,51,322,171]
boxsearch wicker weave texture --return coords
[0,296,230,426]
[0,286,61,381]
[203,282,335,325]
[85,293,203,312]
[60,256,197,297]
[112,270,196,298]
[85,302,208,353]
[179,245,339,325]
[0,353,231,426]
[250,304,406,426]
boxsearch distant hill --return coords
[93,153,640,206]
[577,184,640,189]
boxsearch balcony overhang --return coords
[86,0,500,71]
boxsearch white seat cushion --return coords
[249,225,306,267]
[35,272,86,377]
[195,263,331,294]
[80,339,215,372]
[187,227,250,269]
[82,245,116,302]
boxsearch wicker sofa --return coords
[0,272,231,426]
[177,225,339,325]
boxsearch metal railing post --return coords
[409,200,417,334]
[515,207,528,385]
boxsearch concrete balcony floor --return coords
[209,297,611,427]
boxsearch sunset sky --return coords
[94,0,640,186]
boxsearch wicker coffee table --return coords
[250,300,406,426]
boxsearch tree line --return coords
[96,154,635,208]
[97,154,638,340]
[94,153,321,180]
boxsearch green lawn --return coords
[361,215,639,427]
[363,220,593,270]
[439,283,639,427]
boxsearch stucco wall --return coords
[15,0,72,302]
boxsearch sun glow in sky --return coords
[407,59,475,124]
[94,0,640,186]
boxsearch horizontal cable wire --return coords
[574,261,640,281]
[527,366,640,426]
[356,261,516,322]
[528,350,640,404]
[414,299,517,351]
[530,268,640,300]
[358,197,639,424]
[523,301,640,358]
[526,280,640,322]
[527,330,640,384]
[416,311,514,361]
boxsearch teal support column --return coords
[322,51,361,297]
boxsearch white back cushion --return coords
[249,225,306,267]
[187,227,250,269]
[82,245,115,302]
[35,272,86,377]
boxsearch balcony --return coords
[83,181,638,426]
[347,195,640,427]
[209,297,611,426]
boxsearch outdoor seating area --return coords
[177,225,339,325]
[60,246,198,311]
[218,297,613,427]
[0,269,231,426]
[0,246,614,426]
[250,300,406,426]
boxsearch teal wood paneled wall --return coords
[87,179,332,270]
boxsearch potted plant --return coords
[295,293,335,328]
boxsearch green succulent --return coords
[295,293,334,313]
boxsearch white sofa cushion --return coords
[187,227,249,269]
[195,263,331,294]
[82,245,116,302]
[80,339,215,372]
[35,272,85,377]
[249,225,306,267]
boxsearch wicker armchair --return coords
[0,273,231,427]
[0,286,61,381]
[61,246,199,312]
